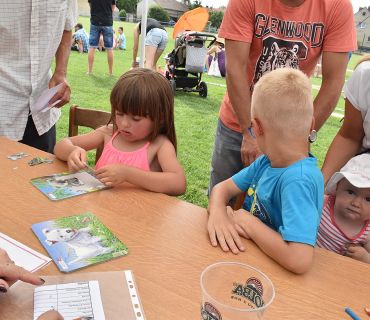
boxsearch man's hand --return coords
[48,74,71,108]
[95,164,130,187]
[344,244,370,263]
[241,134,263,167]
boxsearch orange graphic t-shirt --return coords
[218,0,357,132]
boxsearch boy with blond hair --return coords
[207,68,324,274]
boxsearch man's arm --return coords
[225,39,262,167]
[49,30,72,108]
[77,38,83,54]
[313,51,349,130]
[111,4,115,12]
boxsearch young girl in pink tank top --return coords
[54,69,186,196]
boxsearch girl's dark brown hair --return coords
[109,68,177,151]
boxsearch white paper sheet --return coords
[30,83,62,115]
[0,232,51,273]
[34,281,106,320]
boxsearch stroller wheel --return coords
[169,79,176,94]
[199,81,207,98]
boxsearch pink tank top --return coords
[95,131,151,171]
[316,195,370,253]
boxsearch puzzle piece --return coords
[28,157,54,166]
[7,152,31,160]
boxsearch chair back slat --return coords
[68,105,111,164]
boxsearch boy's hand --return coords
[227,207,251,239]
[95,164,129,187]
[207,206,245,254]
[67,147,87,173]
[344,244,370,263]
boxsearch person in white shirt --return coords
[322,55,370,186]
[0,0,78,153]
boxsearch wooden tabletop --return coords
[1,135,369,320]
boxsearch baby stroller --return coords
[166,32,217,97]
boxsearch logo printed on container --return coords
[57,258,68,270]
[231,277,265,308]
[201,302,222,320]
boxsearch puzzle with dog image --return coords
[30,169,111,201]
[32,212,129,272]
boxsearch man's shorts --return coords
[89,24,113,49]
[207,118,244,205]
[145,28,168,51]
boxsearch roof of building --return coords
[206,7,225,12]
[153,0,188,12]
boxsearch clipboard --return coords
[0,271,145,320]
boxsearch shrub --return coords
[147,5,170,22]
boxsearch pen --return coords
[345,308,361,320]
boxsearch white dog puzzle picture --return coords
[30,169,112,201]
[31,212,129,272]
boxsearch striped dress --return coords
[316,195,370,253]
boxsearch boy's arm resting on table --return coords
[321,99,364,186]
[95,137,187,196]
[207,178,246,254]
[231,211,314,274]
[54,127,107,172]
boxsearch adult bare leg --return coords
[107,49,114,75]
[205,55,211,74]
[145,45,163,71]
[88,47,95,74]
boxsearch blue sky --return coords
[202,0,368,12]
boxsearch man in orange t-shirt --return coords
[207,0,357,205]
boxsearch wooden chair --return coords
[69,104,111,164]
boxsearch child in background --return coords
[112,28,118,49]
[316,154,370,263]
[158,54,172,77]
[207,68,324,274]
[54,69,186,196]
[117,26,126,50]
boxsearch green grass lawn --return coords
[53,16,362,208]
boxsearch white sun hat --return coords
[326,153,370,195]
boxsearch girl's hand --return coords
[95,164,130,187]
[37,311,64,320]
[0,248,45,292]
[226,207,251,240]
[344,244,370,263]
[67,147,87,173]
[207,206,245,255]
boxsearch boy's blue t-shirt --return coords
[232,153,324,247]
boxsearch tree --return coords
[209,11,224,29]
[187,0,202,10]
[119,9,127,20]
[116,0,138,14]
[147,5,170,22]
